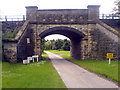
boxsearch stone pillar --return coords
[70,39,81,60]
[32,24,42,60]
[87,24,98,60]
[26,6,38,22]
[87,5,100,21]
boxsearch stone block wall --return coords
[3,42,17,62]
[26,5,100,23]
[2,21,24,37]
[28,24,42,60]
[96,22,119,60]
[30,23,98,60]
[17,27,34,62]
[100,19,120,32]
[3,21,120,62]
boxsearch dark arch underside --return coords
[39,26,85,40]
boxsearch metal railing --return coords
[99,14,120,19]
[0,15,26,21]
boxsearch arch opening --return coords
[39,26,85,60]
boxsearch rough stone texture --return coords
[2,5,120,62]
[36,9,88,24]
[96,21,120,60]
[26,6,38,22]
[2,21,24,39]
[3,42,17,62]
[100,19,120,32]
[2,21,24,32]
[17,23,34,62]
[26,5,100,23]
[87,5,100,21]
[30,24,89,60]
[2,21,33,62]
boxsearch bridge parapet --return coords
[26,5,100,23]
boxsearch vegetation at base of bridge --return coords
[2,52,66,88]
[47,50,119,85]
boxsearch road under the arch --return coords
[44,51,118,88]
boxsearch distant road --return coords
[45,51,118,88]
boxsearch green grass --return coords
[48,50,119,84]
[45,50,70,55]
[63,54,118,82]
[42,52,49,59]
[2,52,66,88]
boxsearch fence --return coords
[99,14,120,19]
[0,15,26,21]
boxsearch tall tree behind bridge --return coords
[42,39,70,51]
[113,0,120,15]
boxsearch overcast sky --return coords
[0,0,116,15]
[0,0,116,40]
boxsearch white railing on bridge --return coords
[99,14,120,19]
[0,15,26,21]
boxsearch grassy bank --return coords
[48,50,119,84]
[2,52,66,88]
[45,50,70,55]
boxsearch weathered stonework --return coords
[3,42,17,62]
[2,5,120,63]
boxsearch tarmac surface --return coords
[45,51,118,88]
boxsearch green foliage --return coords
[54,39,63,50]
[46,50,70,55]
[2,29,18,39]
[45,40,52,50]
[62,39,70,51]
[42,39,70,51]
[41,39,46,50]
[42,51,49,59]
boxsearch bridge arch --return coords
[39,26,85,59]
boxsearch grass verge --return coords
[48,50,119,84]
[2,52,66,88]
[45,50,70,55]
[42,51,49,59]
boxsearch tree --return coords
[54,39,63,50]
[44,41,52,50]
[113,0,120,15]
[42,39,70,51]
[41,39,46,50]
[62,39,70,51]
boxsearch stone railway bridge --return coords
[2,5,120,62]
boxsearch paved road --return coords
[45,51,118,88]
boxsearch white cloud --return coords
[0,0,116,15]
[45,34,69,40]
